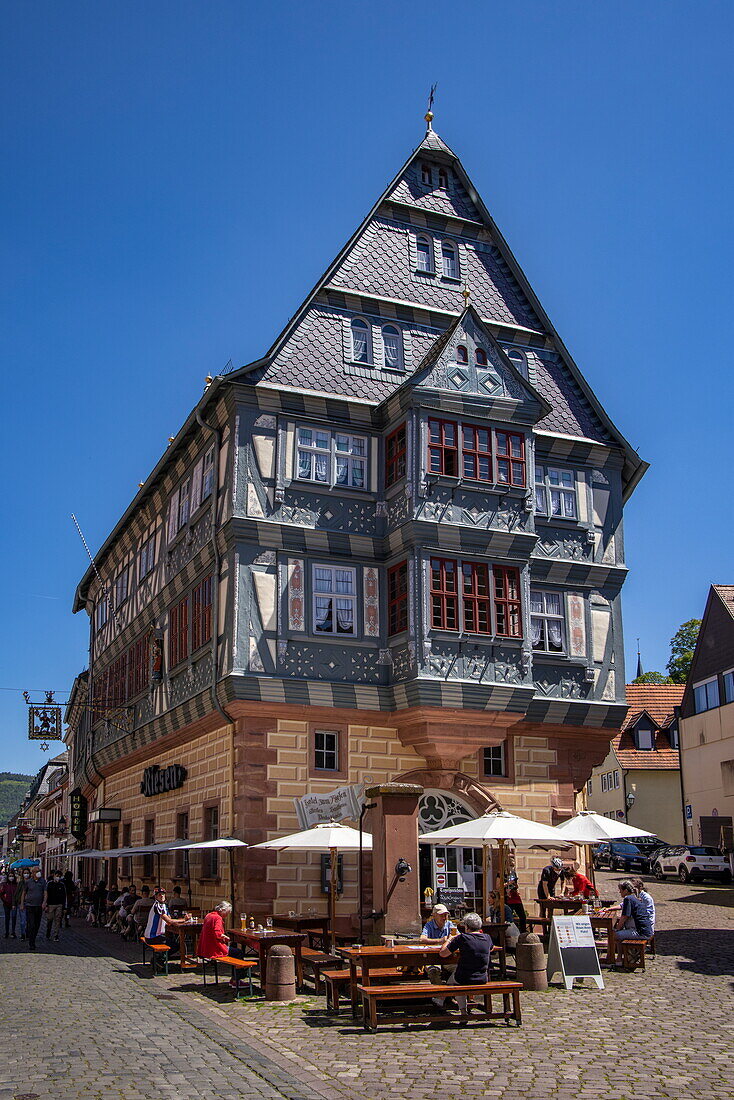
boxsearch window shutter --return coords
[341,318,351,362]
[373,326,385,370]
[402,330,413,371]
[167,488,179,544]
[190,459,203,515]
[408,232,418,271]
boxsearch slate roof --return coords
[235,126,646,490]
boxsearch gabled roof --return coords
[623,683,684,727]
[232,124,647,496]
[612,729,680,770]
[390,303,551,416]
[712,585,734,619]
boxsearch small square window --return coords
[314,729,339,772]
[483,743,507,778]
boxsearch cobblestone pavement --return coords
[1,872,732,1100]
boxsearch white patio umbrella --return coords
[252,822,372,950]
[419,810,564,920]
[165,838,248,912]
[554,810,653,890]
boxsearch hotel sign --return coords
[70,788,88,841]
[140,764,187,797]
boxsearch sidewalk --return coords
[1,872,732,1100]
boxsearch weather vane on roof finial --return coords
[425,83,437,131]
[461,284,470,307]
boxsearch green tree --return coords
[632,670,673,685]
[666,619,702,684]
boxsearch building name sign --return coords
[70,788,88,841]
[295,784,364,830]
[140,764,187,798]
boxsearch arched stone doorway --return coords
[417,789,485,914]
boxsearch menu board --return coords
[546,915,603,991]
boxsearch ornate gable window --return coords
[313,565,357,636]
[475,348,488,366]
[416,235,434,274]
[441,240,460,281]
[456,344,468,365]
[420,163,432,186]
[506,348,529,379]
[438,166,449,190]
[350,317,372,363]
[382,324,403,369]
[296,427,367,489]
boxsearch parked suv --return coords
[593,841,650,873]
[651,846,732,884]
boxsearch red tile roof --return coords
[612,683,685,770]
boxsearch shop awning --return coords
[73,837,248,858]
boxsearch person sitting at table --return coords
[632,877,655,933]
[143,888,190,945]
[127,885,154,940]
[198,901,247,986]
[168,886,187,917]
[432,912,493,1018]
[612,880,653,963]
[486,890,516,925]
[537,857,564,902]
[420,903,458,944]
[565,861,598,900]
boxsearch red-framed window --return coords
[461,562,492,634]
[430,559,523,637]
[192,575,213,651]
[108,652,128,709]
[428,419,459,476]
[388,561,409,636]
[430,558,459,630]
[461,425,492,481]
[493,566,522,637]
[385,424,407,487]
[495,432,526,487]
[170,596,189,668]
[128,633,150,698]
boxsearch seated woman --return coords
[198,901,246,987]
[613,880,653,963]
[632,877,655,933]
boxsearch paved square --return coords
[1,872,731,1100]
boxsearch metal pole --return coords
[498,839,506,925]
[186,849,192,910]
[358,802,376,945]
[229,846,235,915]
[329,846,337,953]
[482,844,488,920]
[156,851,161,889]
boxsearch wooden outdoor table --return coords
[337,943,450,1018]
[537,897,584,918]
[175,919,203,970]
[229,928,307,989]
[273,914,330,950]
[526,914,616,964]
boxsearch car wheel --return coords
[678,866,690,884]
[654,866,666,881]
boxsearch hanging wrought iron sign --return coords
[24,691,63,750]
[140,763,187,797]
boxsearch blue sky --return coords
[2,1,732,773]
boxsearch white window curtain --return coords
[382,325,402,369]
[416,237,432,272]
[351,319,370,363]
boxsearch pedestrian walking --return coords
[16,873,29,938]
[1,873,18,937]
[44,870,67,941]
[20,869,47,951]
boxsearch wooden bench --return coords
[300,946,342,994]
[322,967,403,1015]
[201,955,258,996]
[620,939,651,971]
[358,981,523,1032]
[140,937,170,976]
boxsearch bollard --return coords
[265,944,297,1002]
[515,932,548,991]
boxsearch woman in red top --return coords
[198,901,237,959]
[567,861,598,899]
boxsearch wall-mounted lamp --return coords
[395,858,412,881]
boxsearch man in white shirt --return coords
[143,888,189,944]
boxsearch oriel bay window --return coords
[431,558,522,637]
[313,565,356,635]
[427,418,526,487]
[530,589,565,653]
[388,561,409,636]
[297,427,367,489]
[385,423,407,487]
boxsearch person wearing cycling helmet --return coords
[537,857,564,901]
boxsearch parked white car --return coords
[651,845,732,884]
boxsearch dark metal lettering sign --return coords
[140,764,187,797]
[70,788,88,841]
